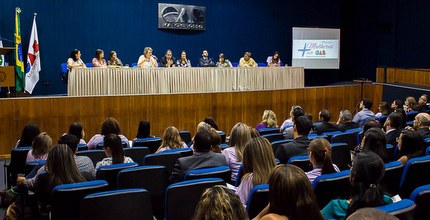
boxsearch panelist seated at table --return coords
[176,50,192,67]
[239,52,258,67]
[92,49,107,68]
[160,49,176,67]
[107,51,123,67]
[198,50,215,67]
[216,53,232,67]
[67,49,86,69]
[138,47,158,68]
[266,51,282,67]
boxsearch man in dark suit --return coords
[276,116,312,164]
[411,113,430,139]
[170,130,228,183]
[417,94,430,112]
[313,109,339,135]
[384,112,403,147]
[336,110,360,132]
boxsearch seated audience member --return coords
[236,137,276,206]
[203,116,219,131]
[313,109,339,134]
[107,51,123,66]
[390,99,403,112]
[170,130,228,183]
[337,110,360,132]
[282,106,305,139]
[176,50,191,67]
[198,50,215,67]
[215,53,232,67]
[26,132,52,163]
[280,106,302,132]
[239,52,258,67]
[138,47,158,68]
[397,129,424,165]
[67,49,86,69]
[92,49,107,67]
[322,151,392,219]
[160,49,176,67]
[394,107,407,128]
[194,185,248,220]
[411,113,430,139]
[19,134,95,191]
[404,96,417,113]
[135,120,155,139]
[250,127,261,138]
[34,144,87,211]
[266,51,282,67]
[222,122,252,183]
[156,126,188,153]
[375,102,390,118]
[276,116,312,164]
[346,207,399,220]
[96,134,134,169]
[254,164,323,220]
[352,98,375,126]
[383,112,403,148]
[305,112,313,123]
[87,117,129,149]
[15,123,40,148]
[306,138,339,184]
[68,122,86,145]
[256,110,278,131]
[360,127,389,163]
[417,94,430,112]
[209,129,222,153]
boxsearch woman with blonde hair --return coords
[306,138,339,184]
[222,122,252,182]
[26,132,53,162]
[236,137,276,205]
[256,110,278,130]
[156,126,188,152]
[404,96,417,113]
[194,185,248,220]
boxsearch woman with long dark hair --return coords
[67,49,86,69]
[15,123,40,148]
[306,138,339,183]
[397,129,424,165]
[322,151,392,219]
[135,120,154,139]
[95,134,134,169]
[87,117,129,149]
[68,122,86,145]
[360,127,389,163]
[92,49,107,67]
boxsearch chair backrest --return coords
[426,146,430,155]
[235,164,244,187]
[95,141,128,150]
[80,188,153,220]
[231,62,239,67]
[257,62,266,67]
[179,130,192,145]
[322,130,343,140]
[331,132,357,151]
[308,134,330,142]
[165,178,225,220]
[132,62,137,67]
[361,116,375,127]
[399,155,430,198]
[86,62,93,68]
[132,137,162,153]
[217,131,226,143]
[287,155,312,172]
[143,152,182,175]
[77,144,88,152]
[161,148,193,157]
[377,115,388,126]
[51,180,109,220]
[376,199,416,220]
[344,127,363,134]
[386,144,396,161]
[118,165,169,220]
[258,127,280,136]
[410,184,430,220]
[270,139,293,155]
[61,63,68,73]
[123,147,151,165]
[246,184,269,219]
[383,161,404,196]
[76,150,106,167]
[96,163,138,190]
[406,111,419,122]
[184,166,231,183]
[8,146,32,187]
[312,170,350,208]
[330,142,351,171]
[24,160,46,176]
[261,133,285,143]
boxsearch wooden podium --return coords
[0,47,16,96]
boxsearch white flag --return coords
[25,15,41,94]
[0,34,4,66]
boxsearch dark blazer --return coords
[337,121,360,132]
[169,151,228,183]
[417,127,430,139]
[313,122,339,135]
[275,136,311,164]
[417,104,430,112]
[386,129,401,147]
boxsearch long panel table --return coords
[68,67,304,96]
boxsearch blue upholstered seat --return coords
[312,170,350,208]
[246,184,269,219]
[184,166,231,183]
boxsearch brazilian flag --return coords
[15,7,25,92]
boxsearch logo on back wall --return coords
[158,3,206,31]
